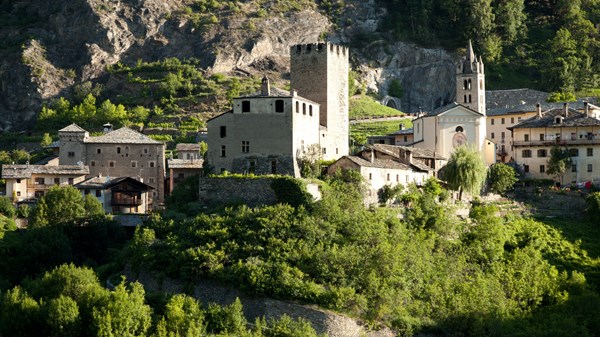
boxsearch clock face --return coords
[453,132,467,148]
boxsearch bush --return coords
[271,177,313,208]
[586,192,600,220]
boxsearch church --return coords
[411,41,495,165]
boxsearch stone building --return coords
[167,143,203,193]
[207,42,349,177]
[328,144,442,204]
[2,164,89,202]
[75,176,154,214]
[509,103,600,184]
[57,124,166,208]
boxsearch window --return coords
[144,148,149,154]
[117,147,121,154]
[396,174,399,182]
[149,161,155,168]
[271,160,277,174]
[96,190,101,197]
[571,133,577,140]
[491,119,495,125]
[524,165,529,173]
[522,150,532,158]
[241,141,250,153]
[68,178,74,185]
[309,105,313,116]
[369,173,372,180]
[569,148,579,157]
[248,160,256,174]
[149,178,155,184]
[511,117,514,124]
[501,132,505,139]
[91,161,96,167]
[518,117,522,122]
[16,179,21,184]
[501,118,505,124]
[464,95,467,103]
[295,101,299,113]
[68,151,75,157]
[403,135,408,142]
[468,94,472,103]
[303,103,306,115]
[537,149,547,157]
[524,134,529,141]
[221,145,226,157]
[109,161,115,167]
[275,100,284,113]
[455,126,464,133]
[539,134,545,141]
[54,178,60,185]
[16,191,20,197]
[35,177,44,185]
[322,147,326,154]
[220,126,226,138]
[572,164,577,172]
[131,161,137,168]
[539,165,545,173]
[97,148,101,154]
[588,164,593,172]
[587,148,593,156]
[463,80,467,90]
[387,173,390,181]
[242,100,250,112]
[84,190,90,195]
[468,79,472,90]
[491,132,495,139]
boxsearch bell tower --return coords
[456,40,486,115]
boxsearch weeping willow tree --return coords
[443,146,487,200]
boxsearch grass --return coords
[350,119,413,144]
[349,95,404,119]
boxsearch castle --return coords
[207,42,349,176]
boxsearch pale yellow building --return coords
[2,164,89,202]
[509,103,600,184]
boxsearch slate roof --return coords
[240,86,292,98]
[167,159,204,169]
[486,89,550,110]
[371,143,446,160]
[509,108,600,129]
[59,123,87,132]
[2,164,89,179]
[390,128,414,135]
[344,155,413,170]
[486,101,590,116]
[75,176,154,190]
[425,102,482,117]
[176,143,201,151]
[84,127,162,144]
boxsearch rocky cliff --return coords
[0,0,458,131]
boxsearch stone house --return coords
[2,164,89,202]
[367,124,415,146]
[167,143,203,193]
[207,42,349,177]
[75,176,154,214]
[509,103,600,184]
[57,123,166,209]
[328,144,442,204]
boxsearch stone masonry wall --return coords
[199,177,278,207]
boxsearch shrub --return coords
[271,177,313,208]
[586,192,600,220]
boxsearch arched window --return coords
[463,80,467,90]
[468,79,472,90]
[464,95,467,103]
[468,95,472,103]
[309,105,313,116]
[303,103,306,115]
[295,101,299,113]
[480,79,483,90]
[455,126,464,133]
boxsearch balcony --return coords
[111,197,143,206]
[513,138,600,147]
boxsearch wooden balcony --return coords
[111,197,143,206]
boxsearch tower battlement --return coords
[291,42,348,57]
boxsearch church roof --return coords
[509,108,600,129]
[59,123,87,132]
[425,102,483,117]
[84,127,162,144]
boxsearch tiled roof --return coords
[486,101,589,116]
[167,159,204,169]
[426,102,482,117]
[344,155,413,170]
[59,123,87,132]
[75,176,154,190]
[176,143,201,151]
[45,140,60,148]
[509,108,600,129]
[389,128,414,135]
[486,89,550,110]
[85,127,162,144]
[2,164,89,179]
[371,143,446,160]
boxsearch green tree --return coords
[11,149,30,164]
[130,106,150,123]
[547,146,572,185]
[443,146,487,200]
[92,282,152,337]
[495,0,527,44]
[31,186,86,227]
[97,99,127,125]
[154,294,204,337]
[488,163,518,194]
[84,194,105,219]
[585,192,600,220]
[45,295,81,337]
[40,133,53,147]
[377,184,403,205]
[0,287,44,337]
[0,196,16,218]
[545,28,581,92]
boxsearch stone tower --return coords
[456,40,486,115]
[290,42,349,159]
[58,124,88,165]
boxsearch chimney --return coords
[584,101,590,117]
[536,103,542,118]
[291,89,297,97]
[563,102,568,116]
[103,123,113,133]
[261,75,270,96]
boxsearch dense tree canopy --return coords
[443,146,487,200]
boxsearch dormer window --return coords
[555,117,562,124]
[242,100,250,113]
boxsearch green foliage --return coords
[31,185,86,227]
[488,163,518,194]
[377,183,403,205]
[271,176,313,208]
[387,79,403,98]
[165,175,200,215]
[349,96,404,119]
[40,132,53,147]
[350,119,412,145]
[0,287,43,337]
[154,294,204,337]
[547,146,572,184]
[45,295,81,337]
[205,298,247,335]
[0,196,16,218]
[547,91,577,102]
[586,192,600,220]
[443,146,487,200]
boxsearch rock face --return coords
[0,0,458,131]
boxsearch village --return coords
[2,41,600,212]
